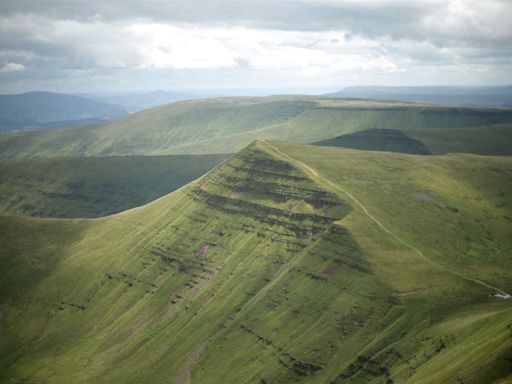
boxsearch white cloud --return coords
[132,24,239,69]
[0,16,403,75]
[1,62,25,72]
[129,24,400,75]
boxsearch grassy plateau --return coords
[1,96,512,157]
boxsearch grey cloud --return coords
[0,1,437,33]
[2,1,510,55]
[0,0,510,93]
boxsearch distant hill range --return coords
[326,86,512,109]
[2,96,512,158]
[82,90,199,112]
[0,91,128,132]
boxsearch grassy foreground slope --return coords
[1,96,512,157]
[0,141,511,384]
[0,154,228,218]
[405,124,512,155]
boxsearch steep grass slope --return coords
[1,96,512,157]
[0,141,511,384]
[0,154,228,218]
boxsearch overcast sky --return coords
[0,0,511,94]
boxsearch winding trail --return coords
[262,140,511,299]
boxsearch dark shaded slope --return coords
[313,128,431,155]
[0,154,228,218]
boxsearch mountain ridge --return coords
[1,140,510,383]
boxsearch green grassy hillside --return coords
[1,96,512,157]
[0,154,228,218]
[405,124,512,155]
[0,140,510,383]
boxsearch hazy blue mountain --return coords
[83,88,331,112]
[0,91,128,131]
[82,90,199,112]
